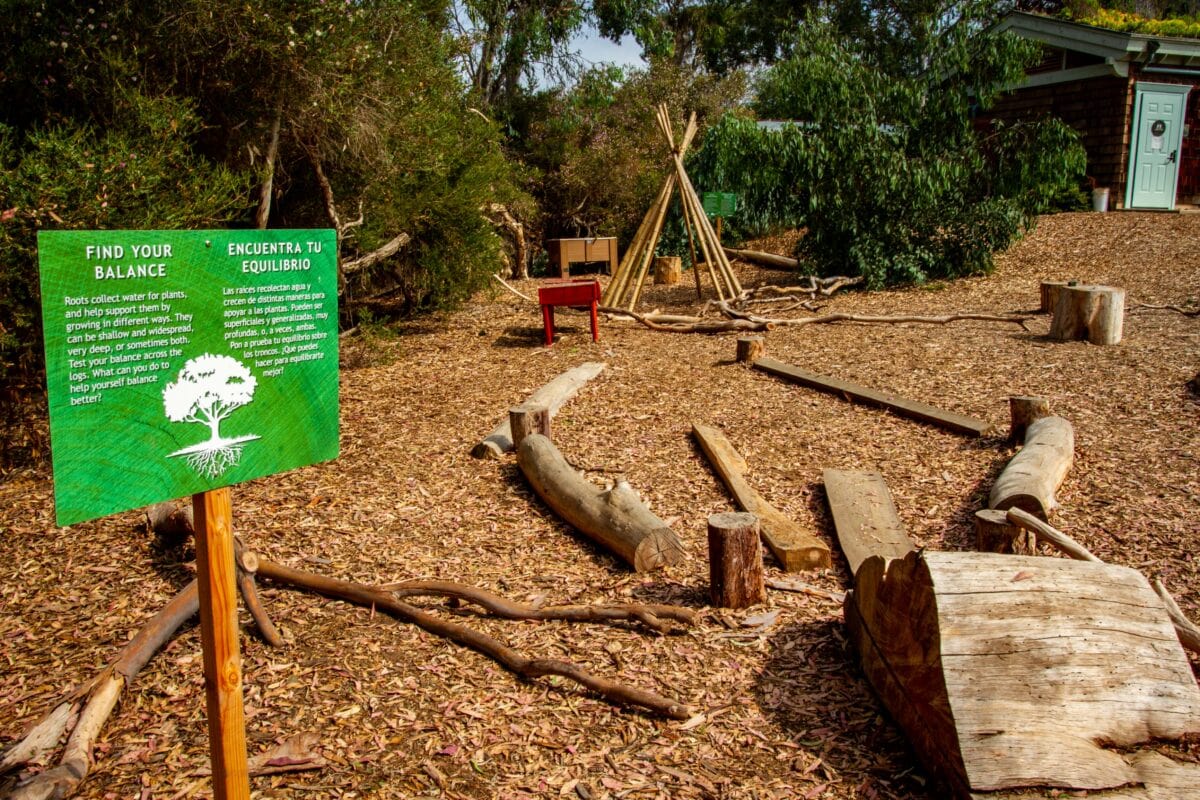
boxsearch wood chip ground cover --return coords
[2,211,1199,798]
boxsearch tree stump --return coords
[735,335,765,363]
[1008,395,1051,444]
[973,508,1034,554]
[653,256,681,285]
[1039,280,1067,313]
[1050,284,1125,345]
[509,403,550,449]
[707,512,766,608]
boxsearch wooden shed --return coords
[990,12,1200,210]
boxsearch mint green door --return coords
[1127,83,1189,210]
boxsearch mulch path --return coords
[2,211,1199,799]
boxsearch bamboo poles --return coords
[603,105,740,311]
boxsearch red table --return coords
[537,280,601,346]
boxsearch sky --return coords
[573,26,646,73]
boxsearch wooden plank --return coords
[822,469,914,575]
[753,357,994,437]
[692,423,830,571]
[193,488,251,799]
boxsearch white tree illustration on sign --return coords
[164,354,261,478]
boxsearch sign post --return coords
[701,192,738,245]
[38,229,339,795]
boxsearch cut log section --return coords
[753,357,994,437]
[845,550,1200,799]
[653,256,681,285]
[1049,284,1125,345]
[735,336,765,363]
[517,434,684,572]
[1039,280,1067,313]
[973,508,1035,555]
[822,469,914,576]
[472,362,605,459]
[988,415,1073,520]
[1008,395,1051,444]
[707,512,767,609]
[509,402,550,449]
[692,423,830,571]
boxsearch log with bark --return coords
[845,549,1200,799]
[516,434,685,572]
[706,512,766,609]
[988,416,1074,520]
[692,423,830,571]
[471,362,605,459]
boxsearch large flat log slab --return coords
[517,434,684,572]
[472,362,605,458]
[692,423,830,571]
[822,469,914,576]
[845,550,1200,799]
[988,416,1073,520]
[753,357,993,437]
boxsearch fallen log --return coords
[822,469,914,575]
[845,549,1200,799]
[988,416,1073,520]
[517,434,685,572]
[755,357,995,437]
[722,247,798,270]
[692,423,830,571]
[471,362,605,459]
[599,306,771,334]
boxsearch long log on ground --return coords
[722,248,798,270]
[692,423,830,571]
[988,416,1074,520]
[755,357,994,437]
[517,434,684,572]
[599,306,771,334]
[472,362,605,459]
[254,558,691,719]
[845,549,1200,799]
[822,469,914,576]
[724,306,1034,329]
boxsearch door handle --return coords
[1168,150,1177,163]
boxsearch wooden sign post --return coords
[194,488,250,797]
[37,229,340,793]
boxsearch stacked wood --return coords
[707,512,767,609]
[845,549,1200,799]
[1049,284,1125,344]
[755,357,994,437]
[516,434,684,572]
[1008,395,1051,443]
[988,416,1073,520]
[692,424,830,571]
[602,105,740,310]
[735,336,765,363]
[653,256,681,285]
[1039,280,1067,313]
[472,362,604,459]
[822,469,913,575]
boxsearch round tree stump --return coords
[509,403,550,449]
[1009,395,1051,444]
[653,256,682,285]
[736,335,765,363]
[1039,281,1068,314]
[974,508,1035,555]
[707,512,766,609]
[1049,284,1125,345]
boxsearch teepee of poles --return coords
[600,104,743,311]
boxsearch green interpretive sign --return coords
[38,229,340,526]
[701,192,738,218]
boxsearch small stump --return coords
[1009,395,1051,444]
[1050,284,1125,345]
[653,256,682,285]
[707,512,766,609]
[974,508,1035,555]
[736,336,765,363]
[509,403,550,449]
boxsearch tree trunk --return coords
[255,108,282,230]
[988,416,1074,520]
[735,336,765,363]
[472,362,605,459]
[516,434,684,572]
[653,256,681,285]
[707,512,766,609]
[845,550,1200,798]
[1008,395,1051,444]
[1050,284,1125,345]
